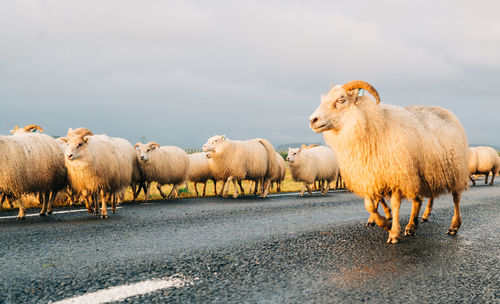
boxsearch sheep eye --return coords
[77,143,82,148]
[337,97,345,104]
[147,149,150,152]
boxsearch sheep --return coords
[309,80,469,243]
[186,152,216,197]
[202,135,278,198]
[62,129,133,218]
[272,152,286,192]
[134,142,189,200]
[468,146,500,186]
[286,145,339,196]
[0,125,67,219]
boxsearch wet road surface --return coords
[0,185,499,303]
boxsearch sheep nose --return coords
[67,154,73,160]
[140,156,146,161]
[310,117,318,124]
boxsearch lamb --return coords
[202,135,278,198]
[468,146,500,186]
[0,125,67,219]
[62,129,133,218]
[134,142,189,200]
[309,80,469,243]
[286,145,339,196]
[186,152,216,197]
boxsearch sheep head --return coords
[309,80,380,133]
[64,133,92,161]
[135,141,160,162]
[286,148,300,163]
[202,135,227,155]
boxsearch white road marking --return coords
[267,189,347,198]
[0,207,122,220]
[50,275,193,304]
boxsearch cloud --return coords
[0,0,499,147]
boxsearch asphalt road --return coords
[0,184,499,303]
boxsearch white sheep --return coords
[0,125,66,219]
[202,135,278,198]
[309,80,469,243]
[187,152,216,197]
[134,142,189,200]
[62,129,133,218]
[468,146,500,185]
[286,145,339,196]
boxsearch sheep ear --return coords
[9,129,15,134]
[83,136,89,143]
[134,142,141,148]
[59,137,68,143]
[221,135,226,140]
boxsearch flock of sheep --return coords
[1,80,499,244]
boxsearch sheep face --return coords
[309,85,359,133]
[202,135,226,154]
[64,136,89,161]
[135,142,159,162]
[286,148,300,163]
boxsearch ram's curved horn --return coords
[22,124,44,133]
[342,80,380,104]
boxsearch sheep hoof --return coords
[421,218,428,223]
[446,228,458,235]
[404,225,416,236]
[47,211,53,215]
[39,212,46,217]
[101,214,108,219]
[366,221,376,227]
[387,234,399,244]
[232,193,238,199]
[17,216,26,221]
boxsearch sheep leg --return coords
[47,191,56,215]
[322,180,330,195]
[202,182,207,196]
[100,190,108,219]
[167,184,179,199]
[405,197,423,236]
[306,184,313,195]
[387,192,402,244]
[157,183,168,199]
[489,171,495,185]
[112,194,117,213]
[261,178,271,197]
[39,191,50,216]
[194,182,199,197]
[212,180,217,196]
[484,172,490,184]
[238,180,245,196]
[17,199,26,220]
[277,181,281,192]
[299,183,307,197]
[83,195,92,214]
[469,175,476,186]
[253,180,259,195]
[219,181,226,197]
[379,198,392,221]
[223,177,232,198]
[364,198,391,230]
[446,192,462,235]
[421,197,434,222]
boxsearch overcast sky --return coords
[1,1,499,149]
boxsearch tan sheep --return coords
[134,142,189,200]
[202,135,277,198]
[286,145,339,196]
[62,129,132,218]
[468,146,500,186]
[0,125,66,219]
[309,80,469,243]
[187,152,216,197]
